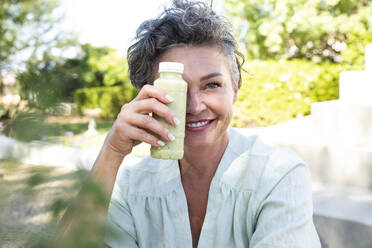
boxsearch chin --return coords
[184,131,227,150]
[184,138,210,149]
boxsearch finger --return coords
[136,84,174,104]
[132,98,178,126]
[124,124,166,147]
[128,113,174,142]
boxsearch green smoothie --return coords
[151,62,187,160]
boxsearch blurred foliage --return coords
[70,44,137,119]
[17,44,130,112]
[45,169,113,248]
[14,43,133,114]
[225,0,372,126]
[4,112,51,141]
[81,44,129,87]
[74,85,138,119]
[17,60,81,113]
[0,0,76,71]
[232,59,345,127]
[6,44,133,140]
[0,161,119,247]
[4,113,112,142]
[0,0,76,120]
[225,0,372,65]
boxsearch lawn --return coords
[3,115,114,150]
[1,116,152,168]
[42,116,113,150]
[0,161,80,247]
[43,116,151,155]
[2,115,152,156]
[44,116,113,136]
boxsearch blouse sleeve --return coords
[104,183,139,248]
[249,163,321,248]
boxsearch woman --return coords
[57,0,321,247]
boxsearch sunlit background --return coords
[1,0,372,247]
[60,0,170,54]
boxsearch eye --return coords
[206,82,221,89]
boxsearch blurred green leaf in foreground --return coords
[0,160,121,248]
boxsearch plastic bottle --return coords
[150,62,187,160]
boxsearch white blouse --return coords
[105,127,321,247]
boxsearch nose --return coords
[186,89,206,115]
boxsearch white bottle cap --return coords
[159,62,184,73]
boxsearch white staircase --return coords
[240,44,372,248]
[312,44,372,147]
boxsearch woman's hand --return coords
[102,84,178,158]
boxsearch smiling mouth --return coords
[185,119,214,130]
[186,120,209,128]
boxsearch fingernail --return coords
[168,133,175,141]
[157,140,165,146]
[165,94,174,102]
[173,117,180,125]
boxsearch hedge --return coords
[232,59,346,127]
[74,85,138,119]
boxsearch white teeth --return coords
[186,121,209,128]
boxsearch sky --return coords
[59,0,170,55]
[59,0,222,55]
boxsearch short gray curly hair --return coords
[127,0,244,89]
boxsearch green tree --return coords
[17,43,130,112]
[17,55,82,112]
[79,44,129,88]
[0,0,76,71]
[71,44,136,119]
[0,0,77,120]
[14,43,134,123]
[225,0,372,65]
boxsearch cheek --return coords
[225,105,234,120]
[223,95,235,120]
[211,95,234,117]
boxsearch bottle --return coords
[150,62,187,160]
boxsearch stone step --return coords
[366,44,372,71]
[238,119,372,188]
[338,43,372,105]
[312,182,372,248]
[311,100,372,144]
[281,141,372,188]
[339,71,372,104]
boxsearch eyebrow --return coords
[200,72,223,81]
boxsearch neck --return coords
[179,132,229,179]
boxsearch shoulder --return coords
[115,156,180,197]
[222,128,308,194]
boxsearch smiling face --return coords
[157,45,238,151]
